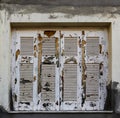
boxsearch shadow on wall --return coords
[112,81,120,113]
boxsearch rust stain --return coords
[44,31,56,38]
[34,76,36,81]
[15,49,20,61]
[34,52,37,57]
[38,34,42,94]
[81,37,86,104]
[55,37,59,58]
[82,40,86,46]
[99,44,102,54]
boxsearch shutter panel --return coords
[41,65,55,102]
[64,64,77,101]
[12,29,108,111]
[39,36,59,110]
[86,37,99,56]
[63,37,77,102]
[42,37,56,56]
[19,37,34,102]
[21,37,33,56]
[60,35,80,110]
[64,37,77,56]
[86,63,99,101]
[85,37,100,102]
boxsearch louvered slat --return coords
[86,37,99,56]
[86,63,99,101]
[41,65,55,102]
[19,63,33,102]
[64,37,77,56]
[42,37,56,56]
[20,37,33,55]
[19,37,34,102]
[64,64,77,101]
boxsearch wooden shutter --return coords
[86,63,99,101]
[41,65,55,102]
[64,37,78,102]
[85,36,100,108]
[86,37,99,56]
[19,37,34,102]
[64,64,77,101]
[60,34,80,110]
[39,36,59,110]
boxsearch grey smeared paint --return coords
[0,3,120,17]
[1,0,120,6]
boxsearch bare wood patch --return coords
[16,49,20,61]
[44,31,56,38]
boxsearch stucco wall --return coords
[0,2,120,112]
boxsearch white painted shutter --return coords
[86,37,99,56]
[41,38,56,102]
[39,36,59,110]
[64,37,78,101]
[64,64,77,101]
[19,37,34,102]
[85,37,100,101]
[86,63,99,101]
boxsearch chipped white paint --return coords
[10,29,108,111]
[1,9,119,111]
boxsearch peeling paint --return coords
[3,27,110,111]
[1,0,120,112]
